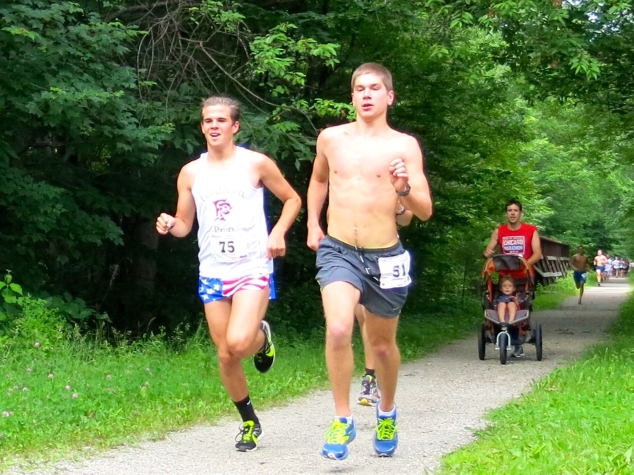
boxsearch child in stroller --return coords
[495,275,520,323]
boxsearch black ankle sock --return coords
[233,395,259,424]
[365,368,376,378]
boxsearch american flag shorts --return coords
[198,274,277,304]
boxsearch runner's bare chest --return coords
[328,133,403,182]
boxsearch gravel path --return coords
[15,278,630,475]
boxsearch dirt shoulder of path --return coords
[12,279,631,475]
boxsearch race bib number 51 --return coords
[378,251,411,289]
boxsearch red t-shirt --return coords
[497,223,538,260]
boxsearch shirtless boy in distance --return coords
[570,246,590,304]
[594,250,608,286]
[307,63,433,460]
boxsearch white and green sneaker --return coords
[254,321,276,373]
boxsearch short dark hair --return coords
[505,199,523,212]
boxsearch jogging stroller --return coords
[478,254,543,365]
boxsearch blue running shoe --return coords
[373,407,398,457]
[321,417,356,460]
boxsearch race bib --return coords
[501,236,525,256]
[210,233,248,262]
[378,251,411,289]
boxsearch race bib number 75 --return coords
[210,233,248,262]
[378,251,411,289]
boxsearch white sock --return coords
[335,415,353,424]
[377,405,396,418]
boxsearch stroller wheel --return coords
[478,323,486,360]
[534,323,543,361]
[499,332,509,365]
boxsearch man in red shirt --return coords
[484,199,542,357]
[484,199,542,267]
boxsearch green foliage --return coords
[0,273,23,319]
[0,0,172,295]
[249,23,339,97]
[2,0,634,336]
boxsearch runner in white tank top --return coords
[192,146,272,280]
[156,96,301,452]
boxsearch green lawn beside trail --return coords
[439,279,634,475]
[1,291,484,470]
[0,278,577,470]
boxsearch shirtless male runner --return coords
[570,245,590,304]
[156,96,301,452]
[307,62,433,460]
[593,250,608,286]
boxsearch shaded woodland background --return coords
[2,0,634,335]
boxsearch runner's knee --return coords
[225,332,257,358]
[326,320,353,347]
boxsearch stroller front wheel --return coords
[478,323,486,360]
[534,323,543,361]
[498,332,509,365]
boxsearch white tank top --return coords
[191,147,272,278]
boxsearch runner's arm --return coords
[484,228,499,258]
[258,154,302,258]
[526,229,543,266]
[391,135,432,221]
[306,131,330,250]
[395,201,413,227]
[156,164,196,238]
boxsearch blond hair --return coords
[200,96,241,122]
[499,275,515,286]
[351,63,393,92]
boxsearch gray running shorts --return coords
[315,235,411,318]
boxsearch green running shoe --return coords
[235,420,262,452]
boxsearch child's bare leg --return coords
[508,302,517,322]
[497,302,507,323]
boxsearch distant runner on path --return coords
[571,246,590,304]
[593,250,608,286]
[307,62,433,461]
[156,96,301,452]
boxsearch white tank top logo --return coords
[213,199,232,222]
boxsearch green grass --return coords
[532,275,578,311]
[438,280,634,475]
[0,295,482,470]
[0,277,579,471]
